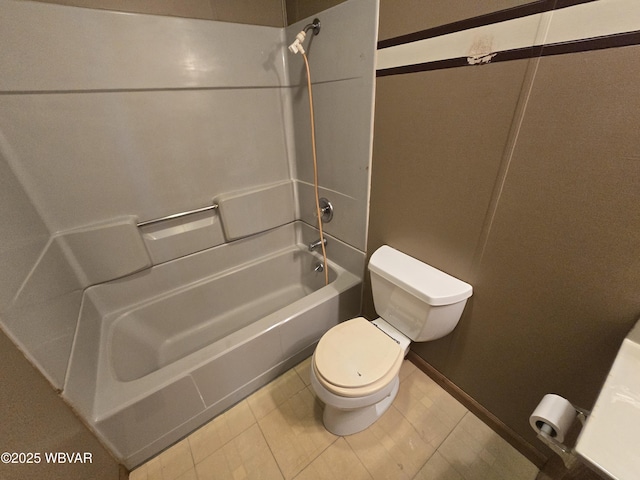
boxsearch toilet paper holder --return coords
[535,403,590,468]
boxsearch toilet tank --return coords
[368,246,473,342]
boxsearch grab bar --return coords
[136,203,219,228]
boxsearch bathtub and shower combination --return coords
[50,0,375,468]
[0,0,377,470]
[63,220,364,468]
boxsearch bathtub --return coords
[63,221,363,469]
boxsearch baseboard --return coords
[407,351,548,470]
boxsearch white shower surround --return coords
[0,0,377,390]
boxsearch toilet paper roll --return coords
[529,394,577,443]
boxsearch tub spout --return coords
[309,238,327,251]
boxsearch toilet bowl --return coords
[310,316,410,435]
[311,245,472,436]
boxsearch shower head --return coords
[288,31,307,55]
[288,18,320,55]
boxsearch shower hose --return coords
[302,52,329,286]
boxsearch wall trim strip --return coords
[376,0,640,76]
[377,0,597,50]
[377,30,640,77]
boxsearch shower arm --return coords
[304,18,321,36]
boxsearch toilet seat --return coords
[313,317,404,398]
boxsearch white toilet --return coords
[310,245,473,436]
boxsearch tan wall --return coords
[0,330,122,480]
[378,0,533,41]
[284,0,345,24]
[28,0,285,26]
[367,0,640,462]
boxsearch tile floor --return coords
[129,358,539,480]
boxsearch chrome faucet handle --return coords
[319,198,333,223]
[308,238,327,251]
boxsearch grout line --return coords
[342,434,377,480]
[186,400,259,472]
[255,420,287,480]
[412,449,436,480]
[185,436,197,478]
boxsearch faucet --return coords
[308,238,327,251]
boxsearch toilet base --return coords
[321,376,400,436]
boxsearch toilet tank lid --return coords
[369,245,472,306]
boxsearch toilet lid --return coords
[314,317,403,389]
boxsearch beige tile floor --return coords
[130,358,539,480]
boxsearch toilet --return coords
[310,245,473,436]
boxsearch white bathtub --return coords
[63,222,363,468]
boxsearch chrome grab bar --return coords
[136,203,219,228]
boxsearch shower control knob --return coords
[319,197,333,223]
